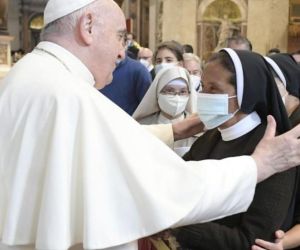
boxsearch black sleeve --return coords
[294,173,300,224]
[175,168,297,250]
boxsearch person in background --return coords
[267,48,281,56]
[100,53,152,115]
[224,35,253,51]
[291,50,300,65]
[154,40,184,74]
[127,45,139,60]
[266,54,300,126]
[138,47,155,80]
[126,32,140,50]
[172,49,297,250]
[183,44,194,53]
[183,53,202,91]
[253,54,300,250]
[126,32,141,59]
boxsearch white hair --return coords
[40,1,101,41]
[183,53,201,65]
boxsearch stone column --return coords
[148,0,198,52]
[0,0,13,79]
[247,0,289,54]
[148,0,160,51]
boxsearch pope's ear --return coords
[78,13,94,45]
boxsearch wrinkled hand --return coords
[252,230,284,250]
[252,115,300,182]
[172,114,204,141]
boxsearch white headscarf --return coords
[133,66,197,121]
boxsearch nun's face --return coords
[202,61,239,113]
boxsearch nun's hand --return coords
[252,230,284,250]
[252,115,300,182]
[172,114,204,141]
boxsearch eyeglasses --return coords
[117,31,128,47]
[160,90,190,96]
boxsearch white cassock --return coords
[0,42,257,250]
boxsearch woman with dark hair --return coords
[172,49,297,250]
[153,40,184,74]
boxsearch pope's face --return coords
[92,0,126,89]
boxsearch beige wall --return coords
[161,0,198,50]
[247,0,289,54]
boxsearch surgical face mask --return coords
[190,75,201,91]
[155,62,177,74]
[197,93,239,130]
[158,94,189,118]
[140,59,150,69]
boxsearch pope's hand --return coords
[252,115,300,182]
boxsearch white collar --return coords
[218,112,261,141]
[34,41,95,86]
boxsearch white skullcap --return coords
[44,0,97,27]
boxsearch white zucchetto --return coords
[44,0,97,27]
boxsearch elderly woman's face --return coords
[202,61,239,113]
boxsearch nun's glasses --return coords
[160,89,190,96]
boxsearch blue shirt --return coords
[100,56,152,115]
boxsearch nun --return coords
[172,49,297,250]
[268,53,300,127]
[254,55,300,250]
[133,66,198,155]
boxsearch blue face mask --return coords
[197,93,239,130]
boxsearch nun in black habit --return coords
[257,54,300,250]
[173,49,297,250]
[268,53,300,127]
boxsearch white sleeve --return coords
[174,156,257,227]
[143,124,174,147]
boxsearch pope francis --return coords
[1,0,300,250]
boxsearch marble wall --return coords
[147,0,290,56]
[247,0,289,54]
[161,0,198,50]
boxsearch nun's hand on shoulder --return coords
[252,230,284,250]
[252,115,300,182]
